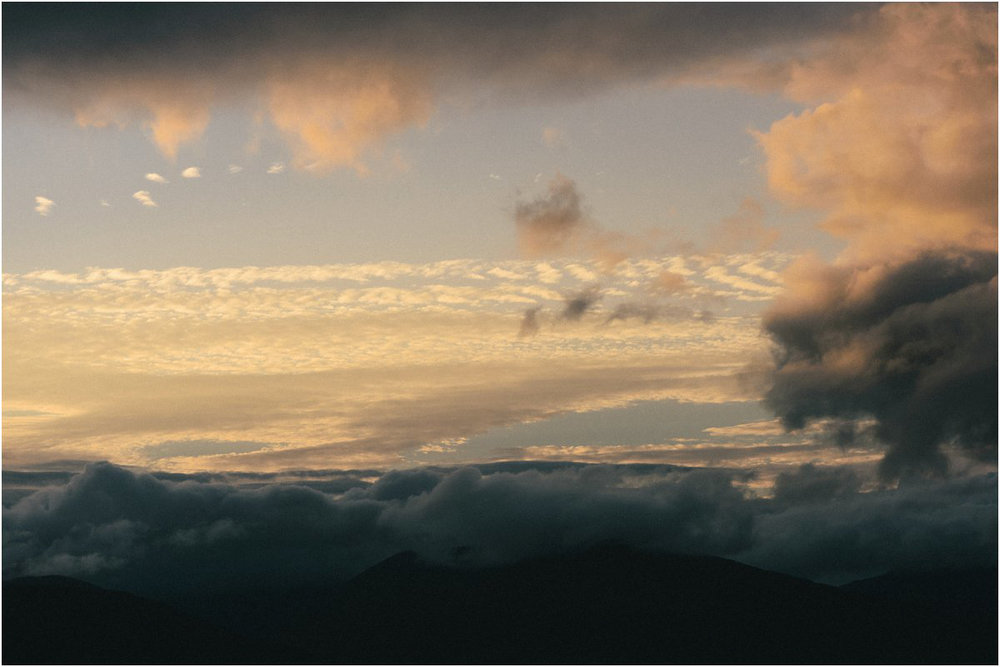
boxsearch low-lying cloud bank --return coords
[3,462,994,596]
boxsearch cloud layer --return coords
[3,4,870,171]
[3,255,789,471]
[3,462,995,597]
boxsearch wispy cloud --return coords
[181,166,201,178]
[145,173,169,184]
[266,162,286,175]
[132,190,158,207]
[228,164,243,174]
[33,196,54,216]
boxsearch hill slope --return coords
[286,544,996,664]
[4,546,996,664]
[2,575,311,664]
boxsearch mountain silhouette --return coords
[2,575,312,664]
[280,543,995,664]
[4,545,996,664]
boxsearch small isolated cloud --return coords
[561,286,601,321]
[132,191,158,207]
[34,196,54,216]
[181,166,201,178]
[100,199,111,208]
[516,174,587,257]
[267,162,286,174]
[145,173,169,184]
[489,173,502,181]
[228,164,243,174]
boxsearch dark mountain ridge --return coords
[4,544,996,664]
[2,575,313,664]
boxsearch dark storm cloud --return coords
[2,4,877,168]
[764,250,998,479]
[561,286,601,321]
[771,463,861,505]
[3,461,995,596]
[2,4,872,95]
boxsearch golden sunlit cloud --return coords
[181,166,201,178]
[33,196,54,216]
[3,254,788,471]
[265,62,433,173]
[72,80,214,160]
[132,190,158,207]
[145,172,169,184]
[756,3,997,262]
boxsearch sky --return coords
[2,3,997,589]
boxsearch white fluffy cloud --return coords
[132,190,158,207]
[181,166,201,178]
[33,196,54,216]
[144,173,169,184]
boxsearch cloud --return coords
[181,166,200,178]
[2,5,870,171]
[704,266,782,298]
[228,164,243,174]
[33,196,54,216]
[518,307,540,338]
[144,173,169,184]
[755,4,997,261]
[265,63,433,173]
[266,162,285,175]
[0,252,794,472]
[515,174,588,258]
[3,462,994,597]
[764,251,997,479]
[131,191,157,207]
[651,270,690,295]
[602,303,701,326]
[748,4,999,479]
[561,286,601,321]
[70,81,213,160]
